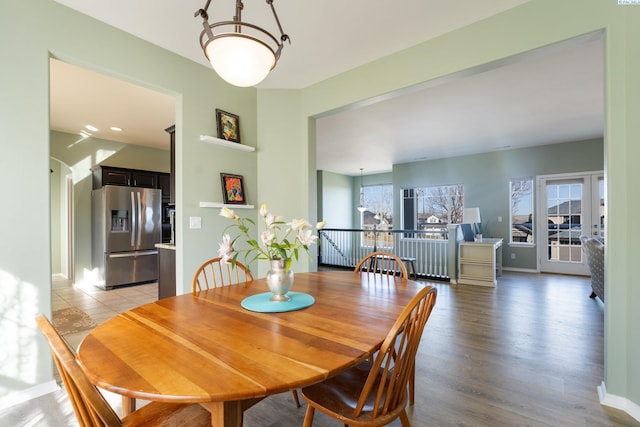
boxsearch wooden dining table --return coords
[76,271,424,427]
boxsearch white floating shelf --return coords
[200,135,255,152]
[199,201,255,209]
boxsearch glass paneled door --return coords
[538,172,604,275]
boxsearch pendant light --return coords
[357,168,367,213]
[195,0,290,87]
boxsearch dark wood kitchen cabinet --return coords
[131,169,158,188]
[98,167,130,187]
[158,172,171,202]
[92,166,165,190]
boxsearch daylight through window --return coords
[510,177,534,244]
[360,184,394,229]
[401,184,464,239]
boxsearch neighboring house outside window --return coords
[401,184,464,239]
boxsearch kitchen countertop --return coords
[155,243,176,250]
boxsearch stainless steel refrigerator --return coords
[92,185,161,289]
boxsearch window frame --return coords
[509,177,535,245]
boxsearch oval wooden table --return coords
[77,271,424,427]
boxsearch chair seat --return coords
[301,286,436,427]
[122,401,211,426]
[301,362,408,426]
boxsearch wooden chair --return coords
[354,251,419,405]
[301,285,437,427]
[192,257,254,292]
[354,251,409,279]
[35,314,211,426]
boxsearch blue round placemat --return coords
[241,292,315,313]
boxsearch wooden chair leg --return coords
[291,390,301,408]
[303,405,315,427]
[400,409,411,427]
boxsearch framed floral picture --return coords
[216,109,241,143]
[220,173,246,204]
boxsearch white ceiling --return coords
[50,0,604,176]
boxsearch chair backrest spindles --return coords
[354,251,408,279]
[192,257,254,292]
[354,285,437,419]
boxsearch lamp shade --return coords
[206,35,276,87]
[463,207,481,224]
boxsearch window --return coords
[510,177,534,244]
[401,184,464,239]
[360,184,393,249]
[361,184,393,229]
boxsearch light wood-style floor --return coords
[3,272,639,426]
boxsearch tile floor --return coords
[52,277,158,349]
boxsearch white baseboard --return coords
[501,267,538,274]
[0,381,59,411]
[598,381,640,422]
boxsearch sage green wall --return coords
[0,0,257,402]
[50,130,171,284]
[255,0,640,413]
[49,160,62,276]
[394,139,604,270]
[317,171,353,229]
[256,89,312,277]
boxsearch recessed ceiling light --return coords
[85,124,98,132]
[110,127,123,132]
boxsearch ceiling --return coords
[50,0,604,176]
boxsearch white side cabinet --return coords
[458,238,503,287]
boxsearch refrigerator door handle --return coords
[108,250,158,258]
[130,191,137,247]
[136,191,143,247]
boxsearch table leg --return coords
[122,396,136,416]
[201,401,242,427]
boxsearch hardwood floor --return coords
[3,272,638,426]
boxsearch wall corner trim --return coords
[598,381,640,422]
